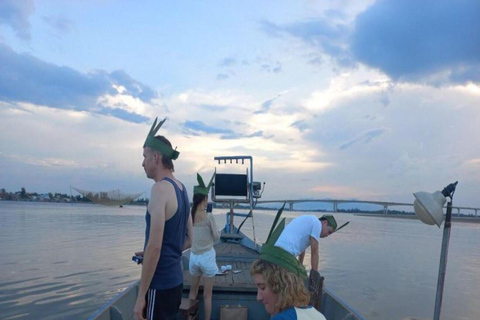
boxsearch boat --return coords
[72,187,143,206]
[88,156,366,320]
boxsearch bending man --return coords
[274,214,337,271]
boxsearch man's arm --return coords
[133,182,171,320]
[182,213,193,251]
[298,250,306,264]
[309,236,319,271]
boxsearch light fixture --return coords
[413,181,458,320]
[413,191,447,227]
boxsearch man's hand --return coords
[133,298,146,320]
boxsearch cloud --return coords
[184,120,233,135]
[339,127,385,150]
[290,120,309,132]
[261,18,354,67]
[0,0,34,41]
[216,73,229,80]
[468,158,480,165]
[183,120,264,140]
[2,152,80,168]
[220,130,264,140]
[267,19,345,47]
[97,106,149,123]
[247,131,263,138]
[310,184,368,199]
[0,44,154,123]
[263,0,480,85]
[260,61,282,73]
[220,57,236,67]
[254,94,281,114]
[42,15,74,36]
[198,104,228,112]
[387,152,425,178]
[351,0,480,84]
[110,70,157,102]
[301,81,480,203]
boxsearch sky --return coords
[1,0,479,209]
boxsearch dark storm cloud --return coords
[0,44,154,123]
[351,0,480,84]
[262,0,480,84]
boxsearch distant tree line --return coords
[131,197,149,205]
[0,187,152,205]
[1,187,91,203]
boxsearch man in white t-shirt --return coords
[274,214,337,271]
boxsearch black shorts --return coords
[144,283,183,320]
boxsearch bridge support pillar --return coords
[457,208,461,217]
[475,209,477,217]
[289,202,294,211]
[384,205,388,215]
[333,203,337,212]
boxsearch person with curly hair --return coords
[251,259,326,319]
[251,204,327,319]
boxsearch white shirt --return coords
[272,306,327,320]
[274,215,322,256]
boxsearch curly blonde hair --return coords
[251,259,310,314]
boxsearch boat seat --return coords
[308,269,324,312]
[178,298,199,320]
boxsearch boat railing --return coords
[323,287,368,320]
[87,280,140,320]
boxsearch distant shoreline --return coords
[3,200,480,223]
[355,213,480,223]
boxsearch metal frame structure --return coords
[212,156,257,247]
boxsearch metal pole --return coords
[229,201,234,233]
[433,200,452,320]
[249,158,258,246]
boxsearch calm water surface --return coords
[1,201,479,320]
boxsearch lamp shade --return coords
[413,191,446,227]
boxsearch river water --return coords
[1,201,479,320]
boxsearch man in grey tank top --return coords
[133,118,194,320]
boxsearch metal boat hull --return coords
[88,280,365,320]
[89,232,365,320]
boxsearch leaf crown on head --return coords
[143,117,179,160]
[193,173,215,195]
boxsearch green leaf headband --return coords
[259,203,308,279]
[321,214,337,231]
[320,214,350,234]
[193,173,215,196]
[143,117,179,160]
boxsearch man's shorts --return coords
[189,247,219,277]
[144,283,182,320]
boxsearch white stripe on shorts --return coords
[147,288,156,320]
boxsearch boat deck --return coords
[183,240,260,292]
[89,235,367,320]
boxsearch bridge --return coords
[256,199,480,217]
